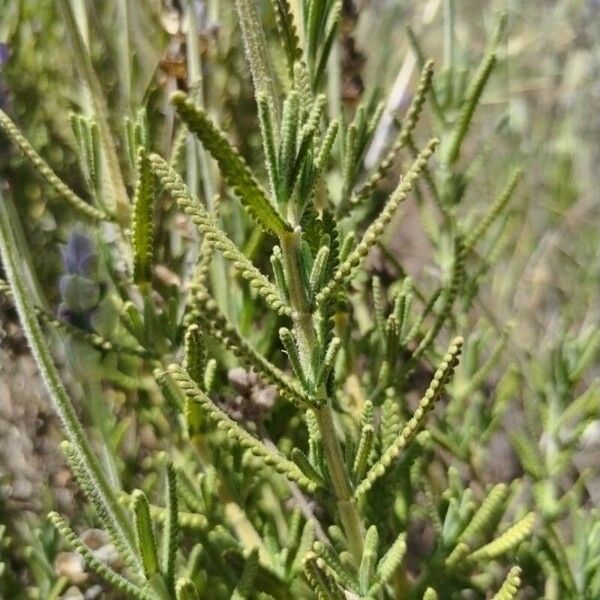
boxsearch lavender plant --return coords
[0,1,552,598]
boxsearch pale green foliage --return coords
[132,490,160,579]
[0,1,568,598]
[171,92,290,236]
[131,149,156,283]
[0,109,108,220]
[491,566,522,600]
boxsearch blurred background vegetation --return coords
[0,0,599,598]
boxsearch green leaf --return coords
[459,483,509,546]
[443,12,507,166]
[58,0,129,222]
[270,0,303,73]
[171,92,291,236]
[359,526,379,594]
[162,463,179,594]
[491,566,522,600]
[280,326,308,387]
[317,139,438,306]
[235,0,280,120]
[191,288,312,407]
[469,512,535,561]
[353,60,435,204]
[464,168,523,251]
[312,541,359,592]
[290,448,327,488]
[61,441,139,574]
[49,512,149,600]
[371,533,406,594]
[132,490,160,579]
[148,153,291,316]
[166,364,321,494]
[176,578,200,600]
[231,548,259,599]
[304,552,345,600]
[355,337,463,498]
[352,424,374,483]
[183,324,207,388]
[131,149,156,284]
[0,109,108,221]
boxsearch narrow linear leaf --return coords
[464,168,523,251]
[231,548,259,599]
[270,0,303,73]
[61,441,139,575]
[132,490,160,579]
[352,425,374,482]
[353,60,435,203]
[121,493,208,532]
[192,289,314,408]
[291,448,327,488]
[131,149,156,283]
[491,566,522,600]
[148,153,291,316]
[444,41,497,165]
[312,541,359,592]
[369,533,407,595]
[317,139,438,306]
[166,365,321,494]
[235,0,280,120]
[411,236,465,360]
[304,552,345,600]
[469,513,535,561]
[0,110,108,221]
[183,323,207,388]
[162,463,179,593]
[355,337,463,497]
[313,2,342,90]
[280,326,309,387]
[257,92,279,199]
[359,526,379,594]
[58,0,129,221]
[48,512,149,600]
[172,92,290,236]
[459,483,509,545]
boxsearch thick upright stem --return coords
[280,231,364,564]
[314,404,365,563]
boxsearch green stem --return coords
[280,231,313,371]
[0,191,142,577]
[280,231,364,564]
[314,405,365,563]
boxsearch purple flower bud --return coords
[0,43,9,66]
[59,274,100,313]
[0,44,9,112]
[61,230,97,276]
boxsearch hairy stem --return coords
[280,230,364,564]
